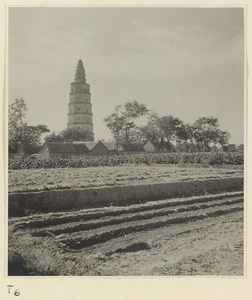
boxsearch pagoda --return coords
[67,60,94,140]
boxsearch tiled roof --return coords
[72,143,89,153]
[82,141,100,150]
[17,145,41,154]
[102,142,123,151]
[43,142,76,153]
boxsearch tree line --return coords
[103,100,231,153]
[9,98,237,154]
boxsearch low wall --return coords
[8,177,243,217]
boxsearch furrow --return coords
[31,196,243,237]
[58,202,243,250]
[13,191,243,229]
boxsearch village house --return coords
[143,140,156,152]
[22,140,157,159]
[71,142,90,156]
[39,142,76,159]
[103,141,157,154]
[103,141,124,155]
[39,141,110,158]
[16,145,41,158]
[81,141,109,156]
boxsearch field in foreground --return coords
[8,164,243,193]
[9,190,243,276]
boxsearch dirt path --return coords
[8,191,244,276]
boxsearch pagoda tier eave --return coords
[68,102,92,105]
[67,113,93,116]
[67,122,94,126]
[69,92,91,96]
[71,82,90,86]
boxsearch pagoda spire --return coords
[74,59,86,83]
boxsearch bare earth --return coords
[9,189,244,276]
[85,211,243,276]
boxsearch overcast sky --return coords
[9,7,244,144]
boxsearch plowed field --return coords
[8,164,243,193]
[8,190,244,276]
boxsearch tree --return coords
[222,144,237,152]
[60,128,93,142]
[103,105,125,154]
[22,124,50,146]
[137,112,173,152]
[104,100,149,153]
[121,101,149,152]
[216,130,230,148]
[44,132,64,143]
[137,113,191,152]
[237,144,244,152]
[9,98,49,153]
[157,116,186,142]
[9,98,27,126]
[9,98,27,152]
[130,127,147,152]
[191,117,230,152]
[148,115,187,152]
[44,128,93,143]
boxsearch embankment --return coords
[8,177,243,217]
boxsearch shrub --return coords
[8,152,244,170]
[209,152,243,165]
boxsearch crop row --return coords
[8,152,244,170]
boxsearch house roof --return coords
[143,140,155,146]
[103,141,124,151]
[17,145,41,154]
[102,141,115,150]
[82,141,100,150]
[72,143,89,153]
[42,142,76,153]
[143,140,156,149]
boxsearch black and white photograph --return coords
[6,5,245,280]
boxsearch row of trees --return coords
[9,98,231,154]
[104,100,230,153]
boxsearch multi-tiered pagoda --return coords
[67,60,94,140]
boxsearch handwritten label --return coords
[7,285,20,296]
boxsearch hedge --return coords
[8,152,244,170]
